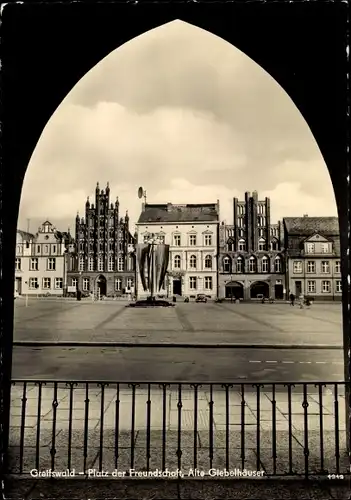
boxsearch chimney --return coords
[142,203,146,212]
[167,203,172,212]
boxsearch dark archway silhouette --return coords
[2,4,348,463]
[225,281,244,300]
[96,275,107,297]
[250,281,270,299]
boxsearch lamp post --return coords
[230,273,233,302]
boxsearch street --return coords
[12,345,343,381]
[12,299,344,382]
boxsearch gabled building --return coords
[15,221,72,296]
[283,216,341,300]
[67,182,136,297]
[218,191,286,300]
[135,201,220,300]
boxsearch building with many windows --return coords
[15,221,72,296]
[283,216,341,301]
[135,201,220,300]
[67,182,135,297]
[218,191,286,300]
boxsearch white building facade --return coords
[135,202,220,300]
[15,221,71,296]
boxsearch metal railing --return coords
[7,380,350,479]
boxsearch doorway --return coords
[225,281,244,300]
[250,281,269,299]
[173,279,182,295]
[295,281,302,297]
[15,277,22,295]
[275,284,284,300]
[96,275,107,297]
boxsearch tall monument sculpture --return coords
[136,236,170,300]
[136,188,170,300]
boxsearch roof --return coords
[283,217,339,236]
[16,229,35,240]
[137,203,219,224]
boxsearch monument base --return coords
[127,296,175,308]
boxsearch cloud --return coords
[18,20,337,236]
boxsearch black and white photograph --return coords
[2,4,349,499]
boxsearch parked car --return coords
[256,294,264,300]
[195,294,207,303]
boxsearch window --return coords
[321,261,330,273]
[261,256,269,273]
[257,216,263,227]
[109,242,114,252]
[44,245,49,253]
[335,261,341,273]
[204,255,212,269]
[82,278,90,291]
[98,257,104,272]
[37,245,40,253]
[108,256,114,272]
[42,278,51,289]
[271,239,279,251]
[204,277,213,290]
[307,280,316,293]
[99,243,104,251]
[258,238,266,251]
[117,257,124,271]
[322,280,331,293]
[238,239,246,252]
[52,245,56,253]
[29,277,38,289]
[79,257,85,271]
[16,245,21,254]
[143,235,149,243]
[189,277,197,290]
[306,243,315,254]
[204,234,212,246]
[336,281,342,293]
[274,257,282,273]
[47,258,56,271]
[227,239,234,251]
[174,234,181,246]
[115,278,122,291]
[237,257,244,273]
[55,278,63,289]
[30,258,39,271]
[189,235,197,246]
[307,261,315,273]
[126,278,134,289]
[26,241,30,249]
[321,243,329,253]
[189,255,197,269]
[237,217,243,228]
[293,261,303,274]
[71,278,78,288]
[88,257,94,271]
[223,256,231,273]
[174,255,181,269]
[15,258,21,271]
[158,235,165,244]
[249,256,257,273]
[258,229,264,237]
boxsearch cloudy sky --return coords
[18,20,337,236]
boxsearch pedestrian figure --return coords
[289,293,295,306]
[299,293,304,309]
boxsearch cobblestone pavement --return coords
[12,299,345,381]
[8,383,349,477]
[13,299,342,346]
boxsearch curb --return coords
[12,341,343,349]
